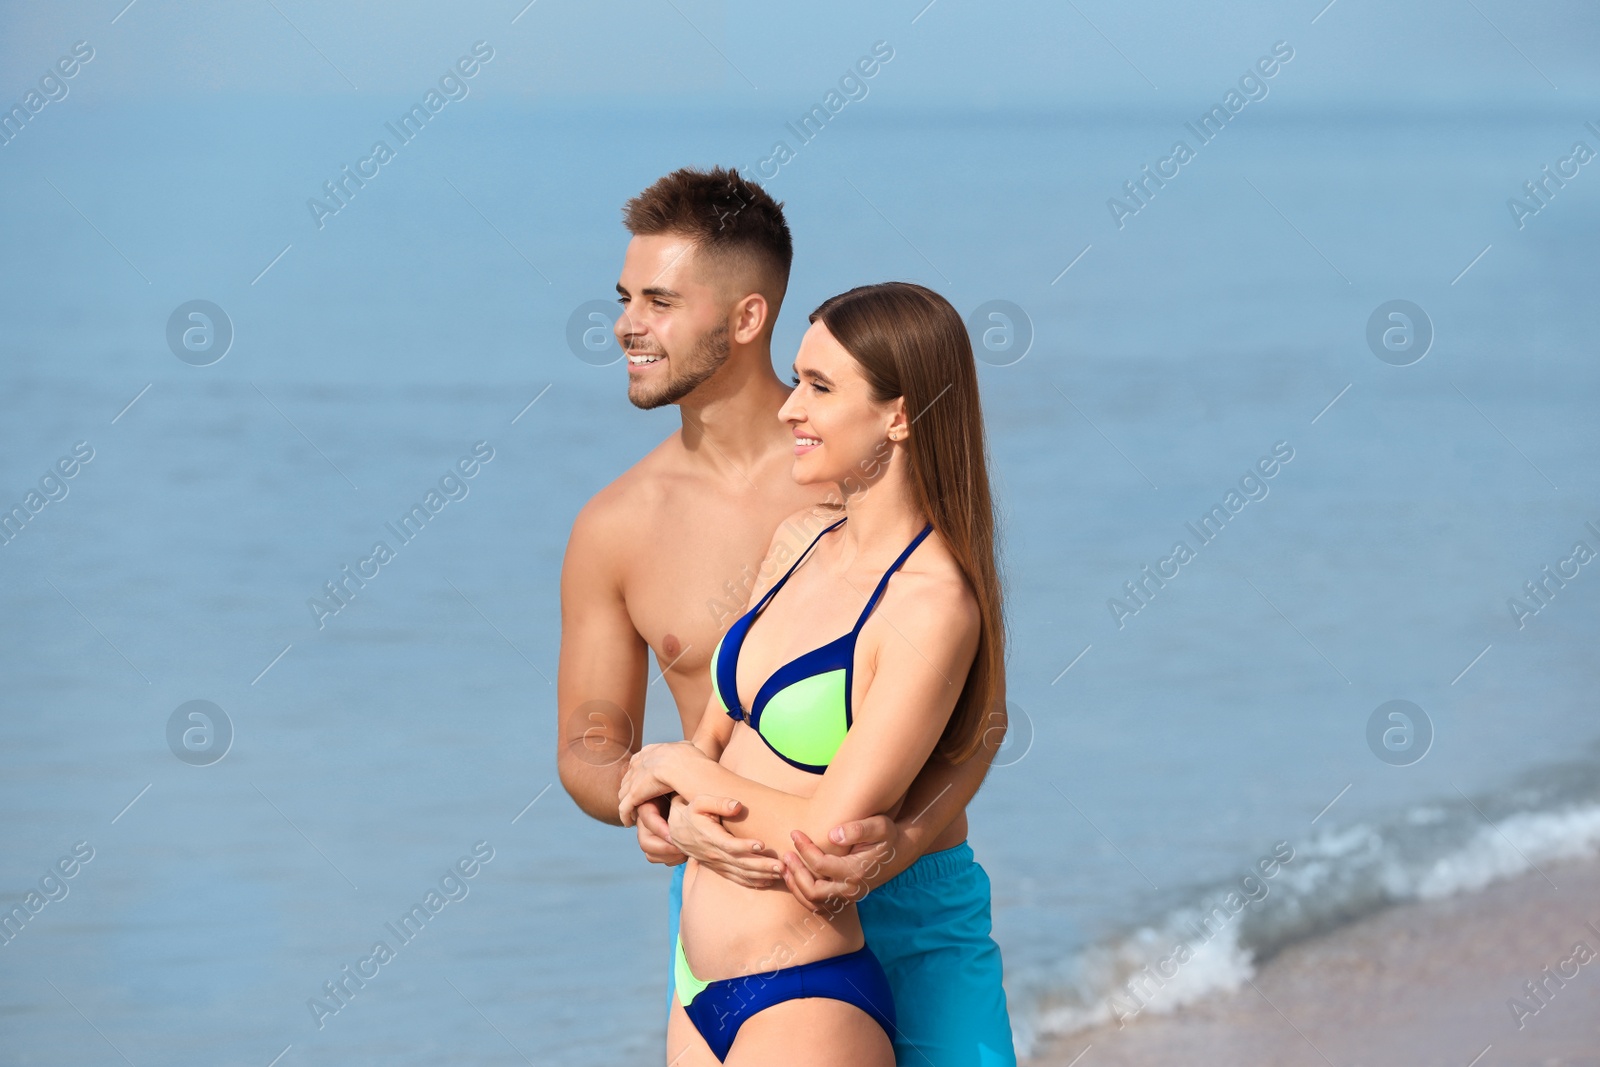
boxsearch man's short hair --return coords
[621,166,792,296]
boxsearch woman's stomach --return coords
[677,724,869,981]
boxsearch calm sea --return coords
[3,99,1599,1063]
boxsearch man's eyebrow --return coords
[614,282,682,300]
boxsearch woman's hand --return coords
[667,793,783,889]
[617,741,707,826]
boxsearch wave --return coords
[1011,750,1600,1055]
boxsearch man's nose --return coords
[615,314,642,346]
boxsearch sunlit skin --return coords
[779,319,910,491]
[614,234,763,410]
[562,227,1000,1064]
[616,315,982,1067]
[563,228,833,838]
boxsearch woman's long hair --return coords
[809,282,1006,765]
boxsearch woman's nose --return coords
[777,389,801,422]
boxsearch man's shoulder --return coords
[573,432,682,532]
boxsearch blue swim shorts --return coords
[666,841,1016,1067]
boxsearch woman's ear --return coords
[886,398,910,441]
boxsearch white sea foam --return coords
[1016,793,1600,1054]
[1411,803,1600,899]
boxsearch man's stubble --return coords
[628,321,731,411]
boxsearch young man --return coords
[556,166,1016,1066]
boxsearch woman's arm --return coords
[619,685,816,856]
[624,571,980,864]
[826,674,1005,886]
[788,727,1000,901]
[689,690,735,760]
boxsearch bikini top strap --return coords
[852,522,935,632]
[752,516,848,614]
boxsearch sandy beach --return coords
[1025,857,1600,1067]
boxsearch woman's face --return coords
[778,320,904,487]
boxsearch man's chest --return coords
[619,508,778,685]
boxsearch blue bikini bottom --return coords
[674,934,896,1062]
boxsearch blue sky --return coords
[2,0,1595,109]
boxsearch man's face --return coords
[614,235,733,410]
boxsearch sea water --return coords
[2,99,1598,1064]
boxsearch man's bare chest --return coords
[618,508,781,685]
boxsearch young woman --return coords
[618,281,1007,1066]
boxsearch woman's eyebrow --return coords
[791,364,835,386]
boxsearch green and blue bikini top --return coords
[710,516,935,774]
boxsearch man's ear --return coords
[731,292,770,345]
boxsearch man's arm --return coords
[556,496,648,825]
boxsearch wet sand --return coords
[1025,857,1600,1067]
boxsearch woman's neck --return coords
[834,475,926,566]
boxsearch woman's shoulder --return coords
[764,503,847,560]
[736,503,845,605]
[886,526,980,630]
[860,527,981,693]
[775,502,846,536]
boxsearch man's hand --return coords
[635,795,686,867]
[780,815,902,913]
[667,794,781,889]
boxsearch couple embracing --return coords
[558,166,1016,1066]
